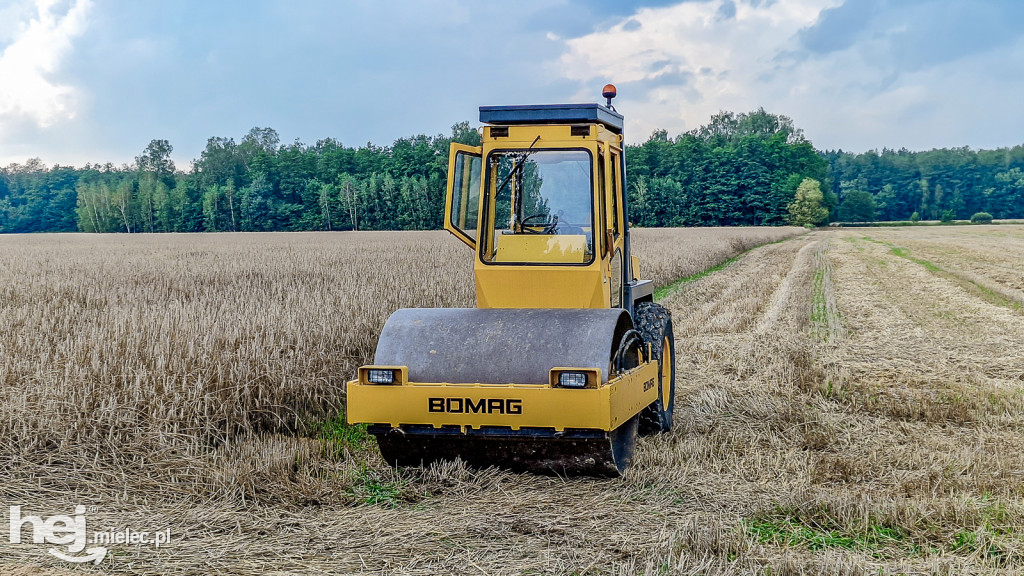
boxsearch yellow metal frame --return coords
[492,234,588,263]
[347,360,658,432]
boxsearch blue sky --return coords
[1,0,1023,168]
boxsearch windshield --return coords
[481,149,594,265]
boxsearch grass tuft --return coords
[744,510,907,557]
[348,465,405,507]
[309,411,374,457]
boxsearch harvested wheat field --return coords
[2,224,1023,575]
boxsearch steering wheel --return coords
[521,213,558,234]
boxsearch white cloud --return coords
[556,0,841,141]
[553,0,1024,151]
[0,0,92,132]
[0,1,38,44]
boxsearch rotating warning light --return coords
[602,84,617,107]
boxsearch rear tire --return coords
[635,302,675,435]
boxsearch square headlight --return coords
[366,369,395,384]
[558,371,588,389]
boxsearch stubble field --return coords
[1,224,1022,575]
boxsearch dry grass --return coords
[0,231,473,502]
[855,226,1024,306]
[0,226,797,574]
[3,224,1023,574]
[630,226,804,289]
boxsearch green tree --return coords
[338,173,359,231]
[111,179,136,233]
[875,184,898,220]
[240,173,273,231]
[629,176,651,226]
[838,189,877,222]
[202,184,223,231]
[135,139,176,185]
[0,197,11,232]
[450,121,482,146]
[787,178,829,226]
[991,168,1024,218]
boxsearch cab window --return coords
[610,150,621,236]
[448,151,481,241]
[481,149,594,265]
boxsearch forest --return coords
[1,109,1023,234]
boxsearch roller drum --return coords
[374,308,633,385]
[368,307,642,475]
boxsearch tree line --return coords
[2,109,1022,234]
[624,109,827,226]
[1,123,481,234]
[823,146,1024,222]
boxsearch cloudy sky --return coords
[1,0,1023,168]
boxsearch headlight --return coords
[558,371,588,388]
[550,368,599,388]
[367,369,395,384]
[358,366,407,385]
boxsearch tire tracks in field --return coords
[657,232,826,425]
[879,238,1024,310]
[650,233,826,499]
[646,230,1024,573]
[662,233,819,338]
[754,237,820,336]
[810,237,844,343]
[828,232,1024,406]
[811,232,1024,507]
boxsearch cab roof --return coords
[479,104,623,134]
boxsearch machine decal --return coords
[428,398,523,415]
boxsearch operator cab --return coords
[445,99,652,311]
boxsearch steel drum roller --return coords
[374,308,633,385]
[369,307,640,475]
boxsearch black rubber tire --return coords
[635,302,676,435]
[609,414,640,474]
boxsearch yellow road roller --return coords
[347,86,676,475]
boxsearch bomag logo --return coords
[428,398,523,415]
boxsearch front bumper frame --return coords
[346,361,658,433]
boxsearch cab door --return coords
[445,143,482,248]
[601,144,625,308]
